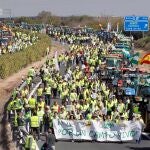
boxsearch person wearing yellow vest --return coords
[13,113,18,128]
[122,111,129,120]
[70,90,78,101]
[30,112,40,140]
[28,95,37,112]
[37,85,43,102]
[117,99,125,114]
[13,95,23,111]
[21,86,29,98]
[26,76,32,91]
[37,106,44,133]
[133,104,140,114]
[25,135,37,150]
[52,81,57,98]
[7,99,16,119]
[51,101,59,113]
[45,85,51,106]
[28,67,35,79]
[59,106,67,119]
[37,97,45,110]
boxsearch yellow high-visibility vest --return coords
[52,105,59,112]
[37,110,44,121]
[30,116,39,127]
[45,87,51,95]
[28,98,36,108]
[37,88,43,96]
[25,135,36,149]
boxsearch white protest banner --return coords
[53,119,141,141]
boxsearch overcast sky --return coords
[0,0,150,17]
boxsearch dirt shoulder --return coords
[0,41,67,149]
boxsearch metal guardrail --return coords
[18,80,27,91]
[28,80,42,100]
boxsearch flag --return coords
[99,24,103,29]
[54,51,60,71]
[117,23,119,32]
[140,53,150,64]
[130,52,140,65]
[107,22,111,32]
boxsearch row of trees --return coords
[12,11,123,29]
[2,11,148,39]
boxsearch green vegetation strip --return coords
[135,36,150,50]
[0,29,50,79]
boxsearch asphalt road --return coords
[32,41,150,150]
[37,140,150,150]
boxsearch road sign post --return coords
[142,31,145,38]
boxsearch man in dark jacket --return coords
[45,128,56,150]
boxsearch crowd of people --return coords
[0,25,39,55]
[7,27,147,149]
